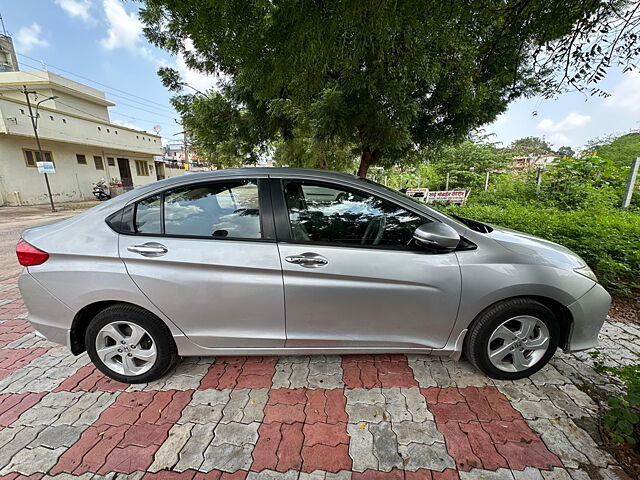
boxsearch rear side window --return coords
[165,181,261,238]
[135,194,161,234]
[131,180,262,239]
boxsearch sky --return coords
[1,0,639,152]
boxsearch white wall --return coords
[0,136,160,206]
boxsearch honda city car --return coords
[16,168,610,383]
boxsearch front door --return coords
[119,178,285,348]
[117,158,133,189]
[275,179,461,349]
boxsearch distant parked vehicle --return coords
[16,168,610,383]
[92,179,111,201]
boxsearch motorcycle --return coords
[92,179,111,201]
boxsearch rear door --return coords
[272,177,462,349]
[119,177,285,348]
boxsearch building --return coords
[0,33,18,72]
[0,70,180,206]
[510,155,557,171]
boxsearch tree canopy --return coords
[140,0,640,176]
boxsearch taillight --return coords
[16,239,49,266]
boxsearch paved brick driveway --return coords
[0,276,636,480]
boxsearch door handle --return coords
[127,242,168,257]
[285,253,329,268]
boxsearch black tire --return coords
[464,298,559,380]
[86,303,178,383]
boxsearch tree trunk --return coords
[357,146,381,178]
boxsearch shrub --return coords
[440,202,640,295]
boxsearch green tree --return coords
[587,132,640,168]
[556,146,576,158]
[431,140,509,189]
[508,137,555,157]
[141,0,640,176]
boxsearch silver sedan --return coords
[16,168,610,383]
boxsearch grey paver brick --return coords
[211,421,259,446]
[398,442,456,472]
[369,421,402,472]
[201,442,254,472]
[392,420,443,446]
[347,423,377,472]
[148,422,193,472]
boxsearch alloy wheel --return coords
[95,321,157,376]
[486,315,550,373]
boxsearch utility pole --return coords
[445,172,450,191]
[621,158,639,209]
[23,86,56,212]
[484,171,490,191]
[536,167,544,194]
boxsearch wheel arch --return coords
[463,295,573,352]
[69,301,167,355]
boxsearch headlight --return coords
[574,265,598,283]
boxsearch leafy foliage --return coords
[591,352,640,445]
[140,0,640,176]
[430,141,509,190]
[507,137,555,157]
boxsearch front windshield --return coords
[359,177,468,227]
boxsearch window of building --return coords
[19,109,25,115]
[23,149,55,168]
[107,157,115,166]
[76,154,87,165]
[49,116,54,121]
[62,119,67,124]
[135,160,149,176]
[98,127,101,132]
[94,156,104,170]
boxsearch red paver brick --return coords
[52,390,193,475]
[0,392,46,427]
[200,357,276,389]
[0,348,48,380]
[459,422,508,470]
[276,422,304,472]
[432,469,460,480]
[303,422,349,447]
[252,422,281,472]
[427,386,563,472]
[301,443,351,473]
[495,439,562,471]
[342,354,417,389]
[406,470,434,480]
[0,319,33,347]
[437,421,482,471]
[54,364,129,393]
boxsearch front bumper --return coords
[565,283,611,352]
[18,270,74,349]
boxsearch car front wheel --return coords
[86,304,178,383]
[464,298,559,380]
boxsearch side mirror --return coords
[413,222,460,252]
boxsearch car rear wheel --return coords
[464,298,559,380]
[86,304,178,383]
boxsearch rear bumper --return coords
[18,270,74,349]
[565,283,611,352]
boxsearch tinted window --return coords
[284,181,427,247]
[135,194,161,234]
[164,181,261,238]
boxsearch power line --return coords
[17,60,178,124]
[16,51,177,114]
